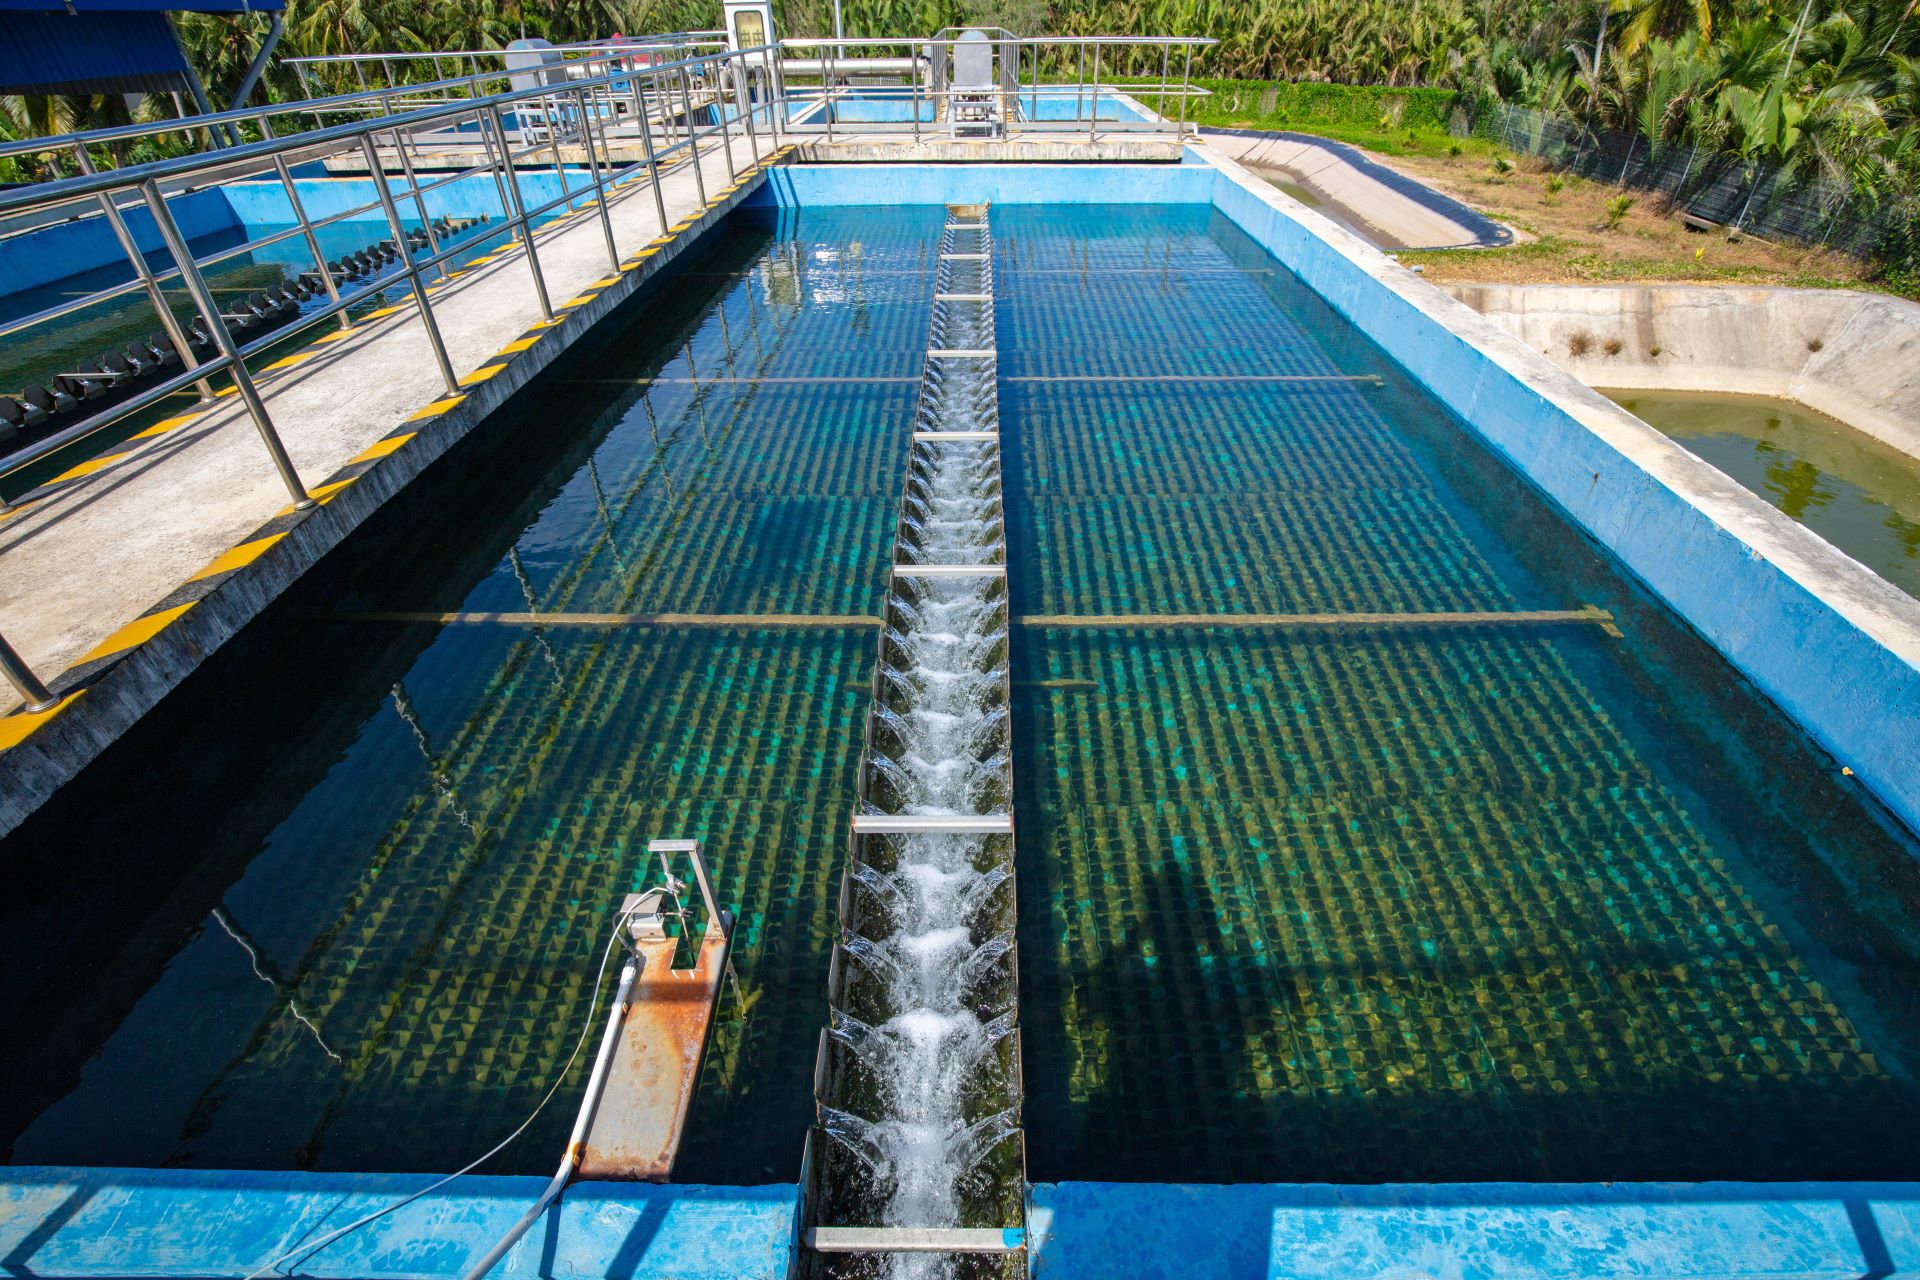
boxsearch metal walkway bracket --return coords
[806,1226,1027,1254]
[851,814,1013,834]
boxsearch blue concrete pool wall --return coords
[0,1166,797,1280]
[1192,149,1920,832]
[1028,1182,1920,1280]
[0,172,589,299]
[748,160,1920,834]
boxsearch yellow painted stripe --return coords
[529,317,565,330]
[190,532,287,582]
[131,411,203,440]
[459,364,508,387]
[497,336,541,354]
[350,432,416,463]
[0,692,82,752]
[637,246,662,258]
[407,395,466,422]
[562,293,600,308]
[314,326,361,344]
[669,220,695,231]
[649,236,675,246]
[79,602,195,665]
[261,351,316,373]
[364,305,405,320]
[277,478,355,515]
[215,385,239,398]
[593,276,621,287]
[51,451,132,483]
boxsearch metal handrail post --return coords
[483,104,555,321]
[357,139,461,396]
[71,147,217,401]
[732,59,759,164]
[0,632,57,714]
[386,121,446,274]
[678,66,707,205]
[1076,43,1085,125]
[273,153,351,331]
[912,46,922,141]
[1088,44,1101,144]
[138,180,312,509]
[629,74,671,235]
[823,43,836,144]
[572,88,622,271]
[1159,43,1171,120]
[717,61,739,179]
[1177,44,1194,137]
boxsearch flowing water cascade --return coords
[805,205,1025,1278]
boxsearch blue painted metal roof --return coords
[0,0,283,96]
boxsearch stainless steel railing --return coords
[773,33,1213,143]
[0,39,788,711]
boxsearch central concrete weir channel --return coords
[804,205,1027,1276]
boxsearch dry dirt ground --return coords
[1363,146,1881,291]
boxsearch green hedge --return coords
[1115,78,1466,134]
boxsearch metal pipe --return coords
[678,66,707,205]
[483,104,555,321]
[628,74,671,236]
[138,180,312,509]
[72,147,216,400]
[1088,44,1101,144]
[716,62,739,179]
[460,955,639,1280]
[357,138,460,396]
[572,88,622,271]
[0,633,57,714]
[1177,44,1193,137]
[386,119,445,272]
[732,59,759,166]
[227,11,286,112]
[274,152,350,330]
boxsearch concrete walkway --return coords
[1201,128,1509,251]
[0,124,783,831]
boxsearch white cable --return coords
[239,909,636,1280]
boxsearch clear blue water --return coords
[1,204,1917,1191]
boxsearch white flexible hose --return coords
[237,908,637,1280]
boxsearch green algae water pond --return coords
[1605,389,1920,603]
[1,204,1918,1190]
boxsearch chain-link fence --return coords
[1471,100,1918,268]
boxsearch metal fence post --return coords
[732,58,760,164]
[630,72,671,235]
[357,138,461,396]
[484,103,555,321]
[138,180,313,510]
[273,153,350,330]
[71,148,217,400]
[1088,43,1101,144]
[0,631,57,713]
[1177,43,1193,137]
[717,59,740,179]
[679,65,708,205]
[385,122,445,273]
[572,87,622,270]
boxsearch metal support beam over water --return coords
[805,1226,1027,1253]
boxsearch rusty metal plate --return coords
[577,930,728,1181]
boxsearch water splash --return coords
[818,207,1020,1276]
